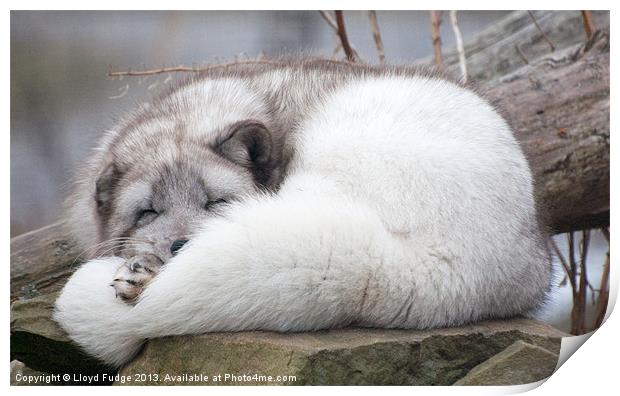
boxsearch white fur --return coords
[54,76,550,367]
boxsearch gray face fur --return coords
[67,74,292,262]
[96,124,279,261]
[97,149,258,261]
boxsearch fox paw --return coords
[110,255,164,304]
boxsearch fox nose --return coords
[170,239,189,256]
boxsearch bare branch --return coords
[600,226,609,243]
[430,11,443,69]
[581,11,596,39]
[593,251,610,328]
[593,225,610,329]
[573,230,590,334]
[567,231,577,299]
[319,10,338,32]
[550,238,576,291]
[108,58,376,79]
[449,10,468,83]
[108,59,284,78]
[527,11,556,52]
[514,43,530,65]
[320,11,360,61]
[368,11,386,65]
[334,11,356,62]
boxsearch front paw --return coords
[111,255,164,304]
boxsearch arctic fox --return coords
[54,58,551,367]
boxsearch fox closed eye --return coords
[135,208,158,226]
[204,198,229,210]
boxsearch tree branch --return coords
[527,11,556,52]
[334,11,356,62]
[430,11,443,69]
[449,11,467,83]
[108,59,284,78]
[318,10,338,32]
[581,11,596,39]
[368,11,386,65]
[593,250,609,328]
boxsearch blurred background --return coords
[10,11,608,334]
[11,10,509,235]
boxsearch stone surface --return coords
[454,340,559,385]
[10,293,115,384]
[10,288,566,386]
[10,360,47,386]
[119,319,564,386]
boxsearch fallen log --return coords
[417,10,610,83]
[485,31,609,233]
[11,222,79,302]
[10,293,564,385]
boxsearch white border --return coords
[4,2,616,395]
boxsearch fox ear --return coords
[216,120,274,183]
[94,157,121,214]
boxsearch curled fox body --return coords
[54,58,551,367]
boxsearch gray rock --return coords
[10,293,115,384]
[11,292,565,386]
[454,340,559,385]
[119,319,564,386]
[10,360,48,386]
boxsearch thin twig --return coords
[600,226,609,243]
[108,59,284,78]
[319,10,339,32]
[527,11,556,52]
[515,43,530,65]
[581,11,596,39]
[575,230,590,334]
[108,58,371,79]
[568,231,577,298]
[334,11,356,62]
[559,274,568,287]
[567,231,582,334]
[552,232,595,335]
[593,227,610,328]
[368,11,386,65]
[593,251,609,328]
[449,10,468,83]
[550,238,575,290]
[430,11,443,69]
[319,11,360,61]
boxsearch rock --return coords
[11,222,81,302]
[10,291,565,386]
[10,360,47,386]
[119,319,564,386]
[10,293,115,385]
[454,340,559,385]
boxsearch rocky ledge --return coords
[11,293,565,386]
